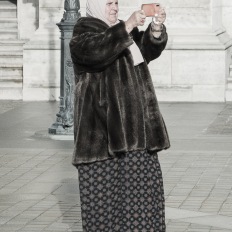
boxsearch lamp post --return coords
[49,0,80,135]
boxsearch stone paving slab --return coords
[0,149,232,231]
[0,100,23,115]
[179,214,232,230]
[205,104,232,135]
[0,101,232,231]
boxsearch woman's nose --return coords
[112,3,118,10]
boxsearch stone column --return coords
[221,0,232,101]
[23,0,65,101]
[17,0,39,40]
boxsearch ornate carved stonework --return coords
[62,0,80,22]
[64,0,80,11]
[49,0,80,135]
[63,59,74,128]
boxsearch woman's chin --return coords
[108,17,118,24]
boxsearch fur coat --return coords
[70,17,170,166]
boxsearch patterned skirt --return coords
[77,149,166,232]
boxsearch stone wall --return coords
[19,0,232,101]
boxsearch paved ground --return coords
[0,100,232,231]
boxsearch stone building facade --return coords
[0,0,232,102]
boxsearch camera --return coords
[141,3,160,17]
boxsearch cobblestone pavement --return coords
[0,101,232,231]
[0,100,24,115]
[206,104,232,135]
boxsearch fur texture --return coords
[70,17,170,165]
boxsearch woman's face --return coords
[105,0,119,24]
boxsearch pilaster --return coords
[23,0,65,101]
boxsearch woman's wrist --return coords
[151,21,163,38]
[125,21,134,34]
[151,21,163,32]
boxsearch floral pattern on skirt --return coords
[77,149,166,232]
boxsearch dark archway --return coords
[8,0,17,5]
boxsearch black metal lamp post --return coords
[49,0,80,135]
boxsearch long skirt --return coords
[77,149,166,232]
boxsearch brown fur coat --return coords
[70,17,170,165]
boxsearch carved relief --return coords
[49,0,80,135]
[63,59,74,128]
[64,0,80,11]
[63,0,80,22]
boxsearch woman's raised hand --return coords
[151,7,166,38]
[125,10,146,33]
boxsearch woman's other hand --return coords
[151,8,166,38]
[125,10,146,33]
[153,7,166,25]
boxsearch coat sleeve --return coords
[69,20,134,72]
[131,23,168,64]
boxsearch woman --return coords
[70,0,170,231]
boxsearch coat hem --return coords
[72,145,170,166]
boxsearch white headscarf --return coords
[86,0,144,66]
[86,0,116,26]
